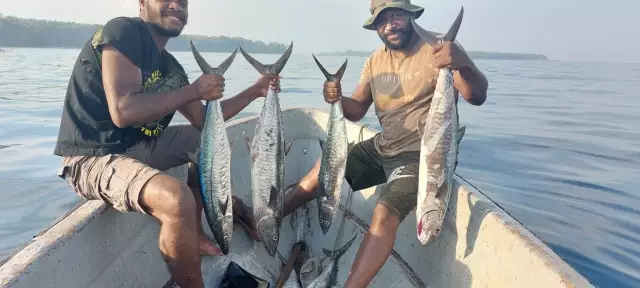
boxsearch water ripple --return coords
[0,49,638,287]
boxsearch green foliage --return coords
[0,15,288,54]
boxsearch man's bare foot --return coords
[199,234,223,256]
[231,196,261,242]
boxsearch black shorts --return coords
[345,136,420,222]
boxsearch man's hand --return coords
[432,41,471,70]
[193,74,225,101]
[252,75,281,98]
[323,80,342,104]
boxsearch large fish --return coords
[239,43,294,257]
[413,7,467,246]
[187,41,237,255]
[310,55,353,234]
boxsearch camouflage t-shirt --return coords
[359,35,440,157]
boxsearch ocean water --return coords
[0,47,639,287]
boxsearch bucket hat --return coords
[363,0,424,30]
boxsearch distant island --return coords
[318,50,548,61]
[0,14,287,54]
[0,14,547,60]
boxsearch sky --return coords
[3,0,639,62]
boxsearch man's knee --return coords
[140,174,196,221]
[370,203,402,233]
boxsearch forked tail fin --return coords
[189,40,237,75]
[311,54,348,83]
[411,6,464,46]
[239,42,294,76]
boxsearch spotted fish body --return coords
[413,7,467,246]
[311,55,352,235]
[188,41,237,254]
[239,43,294,257]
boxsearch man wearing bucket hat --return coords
[244,0,489,286]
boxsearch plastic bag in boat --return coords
[218,261,271,288]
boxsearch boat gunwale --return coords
[0,107,593,287]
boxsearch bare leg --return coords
[343,204,401,288]
[186,163,223,256]
[140,173,204,288]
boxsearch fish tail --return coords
[411,6,465,46]
[311,54,348,82]
[322,234,357,260]
[190,40,238,75]
[239,42,294,76]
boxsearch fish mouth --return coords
[416,211,441,245]
[318,203,336,235]
[256,216,280,256]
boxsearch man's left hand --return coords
[252,75,281,98]
[432,41,470,71]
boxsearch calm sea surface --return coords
[0,47,639,287]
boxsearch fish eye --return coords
[272,235,278,241]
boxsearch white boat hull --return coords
[0,107,593,288]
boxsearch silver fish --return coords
[414,7,467,246]
[311,55,354,235]
[306,235,357,288]
[187,41,237,254]
[240,43,294,257]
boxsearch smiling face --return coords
[374,8,414,50]
[140,0,188,38]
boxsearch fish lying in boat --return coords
[282,201,310,288]
[306,235,357,288]
[413,7,467,246]
[240,43,294,257]
[187,41,237,254]
[311,55,354,234]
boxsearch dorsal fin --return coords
[189,40,237,76]
[239,42,294,76]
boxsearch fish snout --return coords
[318,204,336,235]
[257,216,280,256]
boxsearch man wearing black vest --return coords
[53,1,279,287]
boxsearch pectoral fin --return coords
[317,137,325,151]
[347,140,356,152]
[187,149,199,165]
[456,126,466,145]
[285,136,294,157]
[243,134,256,163]
[268,186,280,211]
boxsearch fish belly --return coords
[249,91,285,217]
[318,104,349,230]
[199,101,233,250]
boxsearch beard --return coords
[142,4,187,38]
[148,21,184,38]
[378,26,413,50]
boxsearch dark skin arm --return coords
[101,45,224,128]
[323,82,373,122]
[433,41,489,106]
